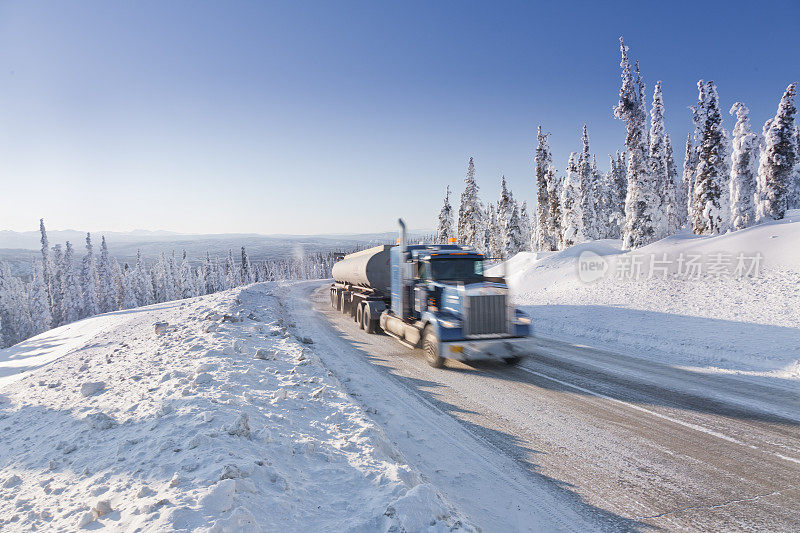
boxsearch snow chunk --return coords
[80,381,105,397]
[92,499,113,519]
[85,412,117,430]
[225,413,250,438]
[208,506,261,533]
[199,479,236,514]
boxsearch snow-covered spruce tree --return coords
[111,259,124,309]
[588,155,610,238]
[457,157,485,252]
[97,237,117,313]
[225,250,239,289]
[204,253,217,294]
[50,245,64,327]
[39,219,53,313]
[604,152,627,239]
[545,165,563,248]
[133,250,154,306]
[691,80,729,235]
[664,133,681,233]
[81,233,100,318]
[613,37,655,248]
[240,247,253,284]
[60,242,83,324]
[121,265,138,310]
[497,175,514,253]
[502,201,524,258]
[648,82,678,238]
[181,256,197,298]
[578,125,598,240]
[484,203,501,258]
[519,201,533,251]
[29,258,53,335]
[534,126,555,251]
[757,83,798,221]
[437,186,455,243]
[680,133,696,226]
[729,102,760,230]
[792,125,800,209]
[0,264,34,346]
[560,152,584,248]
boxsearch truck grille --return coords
[465,294,508,336]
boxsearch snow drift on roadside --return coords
[497,213,800,380]
[0,284,470,532]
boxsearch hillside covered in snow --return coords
[0,284,469,532]
[496,212,800,381]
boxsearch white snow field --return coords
[498,212,800,381]
[0,285,471,532]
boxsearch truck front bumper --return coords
[440,337,535,362]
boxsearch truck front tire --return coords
[422,326,445,368]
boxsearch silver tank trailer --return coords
[332,245,393,294]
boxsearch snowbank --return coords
[0,285,469,531]
[497,215,800,381]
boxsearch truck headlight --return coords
[439,318,461,328]
[514,316,532,325]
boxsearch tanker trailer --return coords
[330,219,534,368]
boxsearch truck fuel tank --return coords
[331,244,394,293]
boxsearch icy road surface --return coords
[290,282,800,532]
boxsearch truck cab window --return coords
[430,259,484,282]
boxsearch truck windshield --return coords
[429,259,484,281]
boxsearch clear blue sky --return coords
[1,0,798,234]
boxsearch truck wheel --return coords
[330,289,337,309]
[339,292,349,314]
[335,289,342,311]
[356,304,364,329]
[364,306,378,334]
[422,326,445,368]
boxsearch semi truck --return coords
[329,219,534,367]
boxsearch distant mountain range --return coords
[0,228,435,271]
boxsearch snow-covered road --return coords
[290,282,800,531]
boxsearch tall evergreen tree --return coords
[457,157,485,252]
[29,259,53,335]
[680,133,696,226]
[792,125,800,210]
[729,102,760,230]
[691,80,729,235]
[502,201,524,258]
[757,83,798,221]
[648,81,671,238]
[664,133,681,233]
[181,256,197,298]
[81,233,100,318]
[134,250,154,306]
[578,125,598,240]
[484,203,501,258]
[545,165,563,248]
[97,236,117,313]
[240,247,253,284]
[39,219,53,314]
[613,37,655,248]
[50,245,64,327]
[534,126,556,251]
[60,242,83,324]
[437,186,455,243]
[560,153,584,248]
[226,250,239,289]
[519,201,533,251]
[121,264,138,310]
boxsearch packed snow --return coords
[495,212,800,381]
[0,284,470,531]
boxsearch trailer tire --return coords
[356,304,365,330]
[330,289,337,309]
[503,356,521,366]
[364,305,378,334]
[422,326,445,368]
